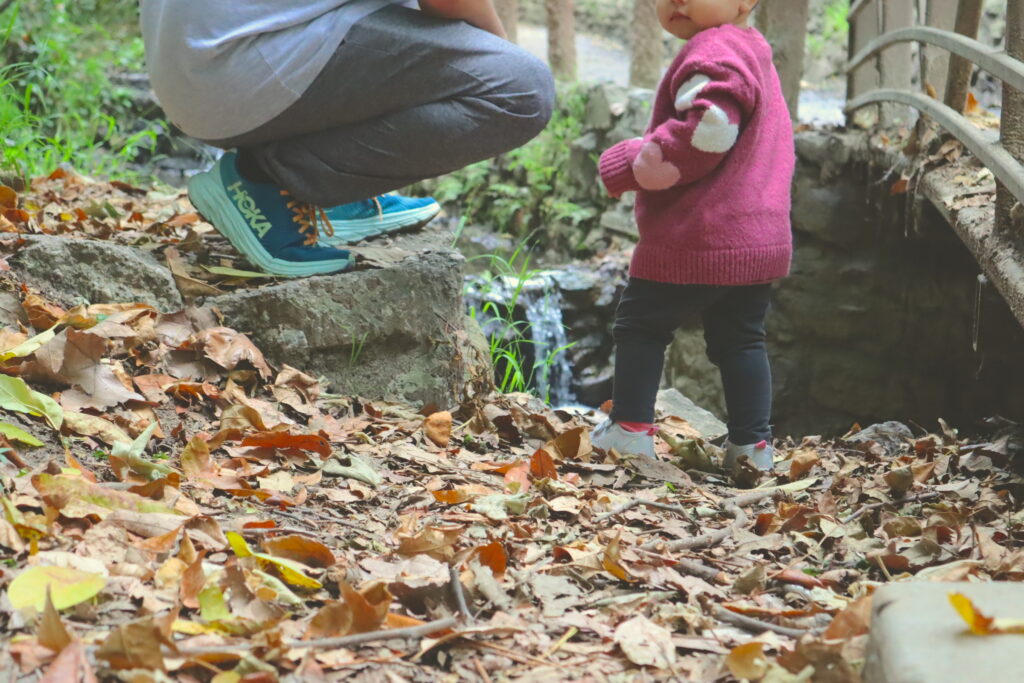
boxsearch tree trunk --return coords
[754,0,810,120]
[545,0,576,80]
[943,0,985,113]
[494,0,518,44]
[629,0,661,88]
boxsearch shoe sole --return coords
[324,203,441,246]
[187,172,353,278]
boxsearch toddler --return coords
[591,0,794,472]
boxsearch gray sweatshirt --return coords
[140,0,406,140]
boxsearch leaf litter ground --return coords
[0,172,1023,682]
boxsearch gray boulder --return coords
[655,388,727,440]
[11,235,182,310]
[209,249,491,408]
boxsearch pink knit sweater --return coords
[599,25,794,285]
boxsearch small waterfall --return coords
[464,272,576,406]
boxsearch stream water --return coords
[463,272,576,406]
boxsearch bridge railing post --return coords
[998,0,1024,236]
[923,0,959,100]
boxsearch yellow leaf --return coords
[726,641,769,680]
[601,530,636,583]
[226,531,253,558]
[8,565,107,612]
[0,326,55,362]
[225,531,321,589]
[949,592,1024,635]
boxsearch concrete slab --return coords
[864,581,1024,683]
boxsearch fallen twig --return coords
[595,498,698,522]
[173,616,459,655]
[634,547,729,584]
[840,491,941,525]
[674,557,729,584]
[641,489,777,552]
[713,605,812,639]
[450,564,473,621]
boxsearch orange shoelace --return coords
[281,190,335,246]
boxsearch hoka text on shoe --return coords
[227,181,272,238]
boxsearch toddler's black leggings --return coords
[609,278,773,445]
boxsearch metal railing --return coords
[844,0,1024,234]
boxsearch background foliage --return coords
[0,1,151,180]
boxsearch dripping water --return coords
[463,271,576,406]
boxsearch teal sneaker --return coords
[322,194,441,245]
[187,151,354,277]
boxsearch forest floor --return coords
[0,173,1022,683]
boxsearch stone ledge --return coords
[6,227,491,408]
[864,581,1024,683]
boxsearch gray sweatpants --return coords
[203,5,556,207]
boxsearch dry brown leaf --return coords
[529,447,558,480]
[789,447,820,480]
[194,326,272,378]
[39,640,97,683]
[38,589,72,652]
[613,615,676,669]
[726,641,768,680]
[824,594,872,639]
[261,534,335,568]
[22,294,67,331]
[476,541,508,577]
[601,530,636,583]
[95,617,167,671]
[423,411,452,448]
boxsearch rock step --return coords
[865,581,1024,683]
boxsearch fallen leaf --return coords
[62,410,131,445]
[602,531,636,583]
[726,641,769,680]
[530,447,559,480]
[0,421,43,446]
[261,534,335,568]
[0,374,63,429]
[8,565,107,612]
[476,541,508,577]
[824,594,872,639]
[194,326,272,378]
[226,531,321,589]
[504,460,531,493]
[39,640,97,683]
[396,524,463,562]
[950,592,1024,635]
[38,588,72,651]
[95,617,167,671]
[613,615,676,669]
[423,411,452,447]
[789,448,820,480]
[33,472,180,519]
[240,430,331,458]
[0,326,55,363]
[22,293,66,331]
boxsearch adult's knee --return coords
[494,49,555,144]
